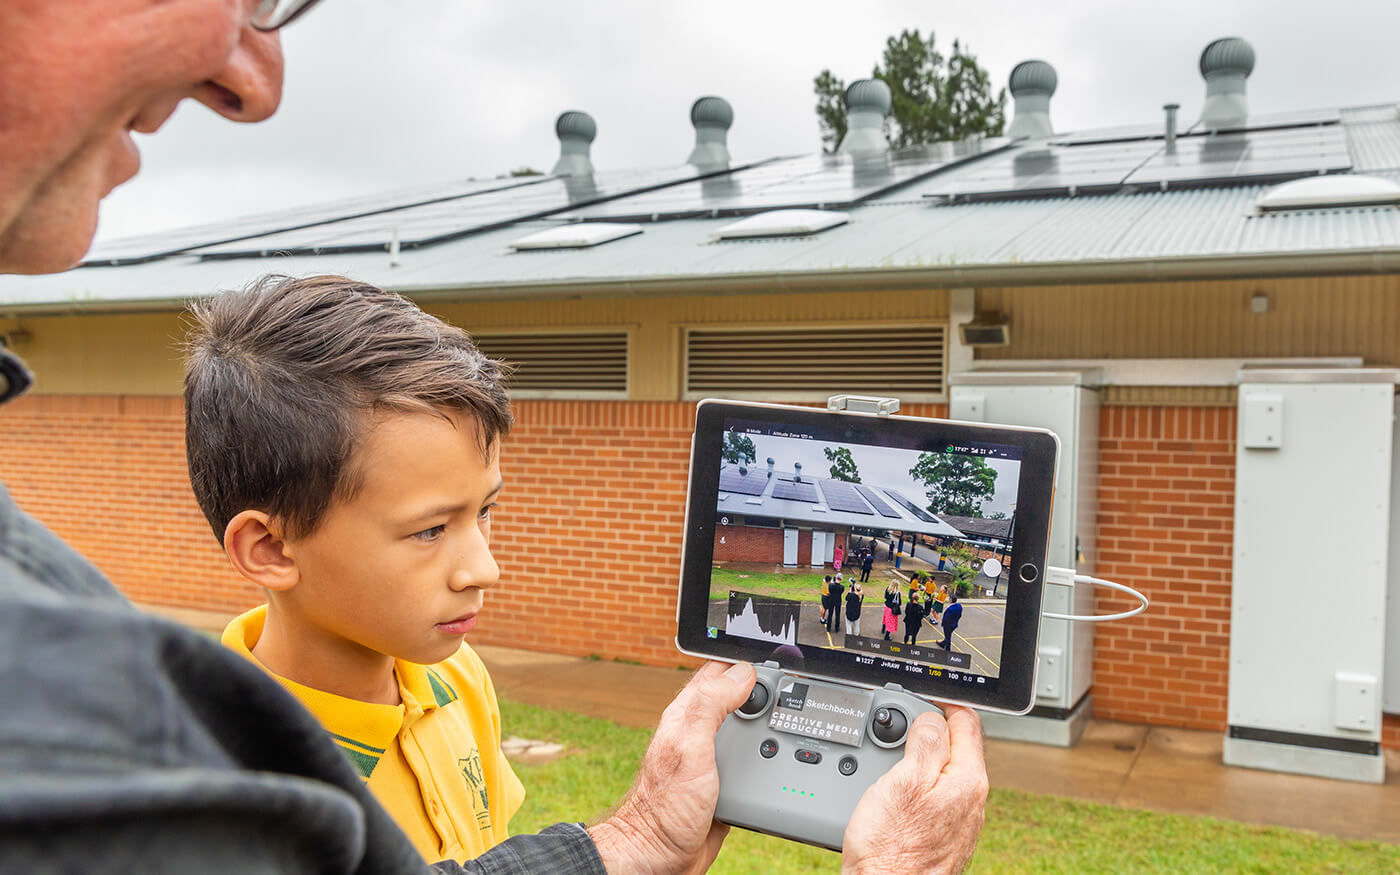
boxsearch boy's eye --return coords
[413,525,446,542]
[479,503,497,521]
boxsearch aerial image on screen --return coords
[705,418,1023,691]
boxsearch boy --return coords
[184,274,522,865]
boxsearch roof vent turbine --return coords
[837,78,891,157]
[1006,60,1057,140]
[551,110,597,177]
[687,96,733,168]
[1198,37,1255,131]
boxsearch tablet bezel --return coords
[675,399,1059,714]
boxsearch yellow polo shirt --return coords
[222,606,525,864]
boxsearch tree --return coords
[824,446,861,483]
[908,451,997,517]
[721,431,757,466]
[813,29,1006,153]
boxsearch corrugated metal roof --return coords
[4,101,1400,313]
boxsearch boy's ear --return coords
[223,510,299,592]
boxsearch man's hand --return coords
[588,660,755,875]
[841,705,989,875]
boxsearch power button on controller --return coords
[794,749,822,765]
[838,755,858,776]
[759,738,778,759]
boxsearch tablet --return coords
[676,399,1059,714]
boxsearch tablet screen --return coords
[677,400,1057,713]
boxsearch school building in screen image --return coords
[712,461,965,567]
[3,35,1399,782]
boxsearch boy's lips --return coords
[436,613,478,634]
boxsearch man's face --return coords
[280,409,505,667]
[0,0,285,274]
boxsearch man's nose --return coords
[195,26,284,123]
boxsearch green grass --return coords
[501,698,1400,874]
[708,566,841,603]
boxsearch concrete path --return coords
[142,603,1400,845]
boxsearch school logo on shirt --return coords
[458,749,491,829]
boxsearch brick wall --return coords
[3,394,1397,751]
[1094,407,1236,732]
[0,395,260,612]
[712,523,783,563]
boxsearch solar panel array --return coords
[719,466,768,496]
[772,479,819,503]
[925,122,1353,203]
[881,488,938,524]
[817,479,874,515]
[854,485,901,519]
[557,141,1007,222]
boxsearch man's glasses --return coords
[252,0,326,31]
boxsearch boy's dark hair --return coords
[184,274,513,541]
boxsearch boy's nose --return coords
[450,537,499,592]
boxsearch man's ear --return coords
[224,510,299,592]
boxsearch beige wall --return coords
[979,274,1400,364]
[11,273,1399,399]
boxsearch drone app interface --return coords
[706,417,1023,694]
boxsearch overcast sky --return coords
[743,433,1020,518]
[94,0,1400,243]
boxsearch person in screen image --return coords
[819,574,833,626]
[903,592,926,645]
[827,575,845,633]
[882,582,902,641]
[844,581,864,637]
[833,542,845,573]
[940,592,964,651]
[860,548,874,583]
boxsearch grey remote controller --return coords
[713,661,942,851]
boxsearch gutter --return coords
[3,248,1400,317]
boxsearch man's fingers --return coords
[901,708,953,775]
[942,705,989,794]
[661,661,756,738]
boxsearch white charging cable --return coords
[1039,566,1149,622]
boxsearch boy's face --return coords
[281,408,502,666]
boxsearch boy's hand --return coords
[840,705,989,874]
[587,660,755,875]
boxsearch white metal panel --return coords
[1241,393,1284,449]
[1333,672,1379,731]
[810,530,826,568]
[949,376,1097,710]
[1386,399,1400,714]
[1229,380,1393,741]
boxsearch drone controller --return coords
[714,661,941,851]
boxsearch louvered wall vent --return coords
[685,324,946,401]
[472,332,628,398]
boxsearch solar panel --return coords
[772,479,819,503]
[818,479,873,515]
[183,165,722,260]
[881,488,937,524]
[719,465,768,496]
[1124,125,1352,189]
[557,140,1008,222]
[923,138,1162,201]
[1053,108,1342,146]
[854,485,901,519]
[82,176,552,266]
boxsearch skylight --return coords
[712,209,850,240]
[1256,174,1400,212]
[509,222,643,251]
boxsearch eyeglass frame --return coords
[251,0,327,32]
